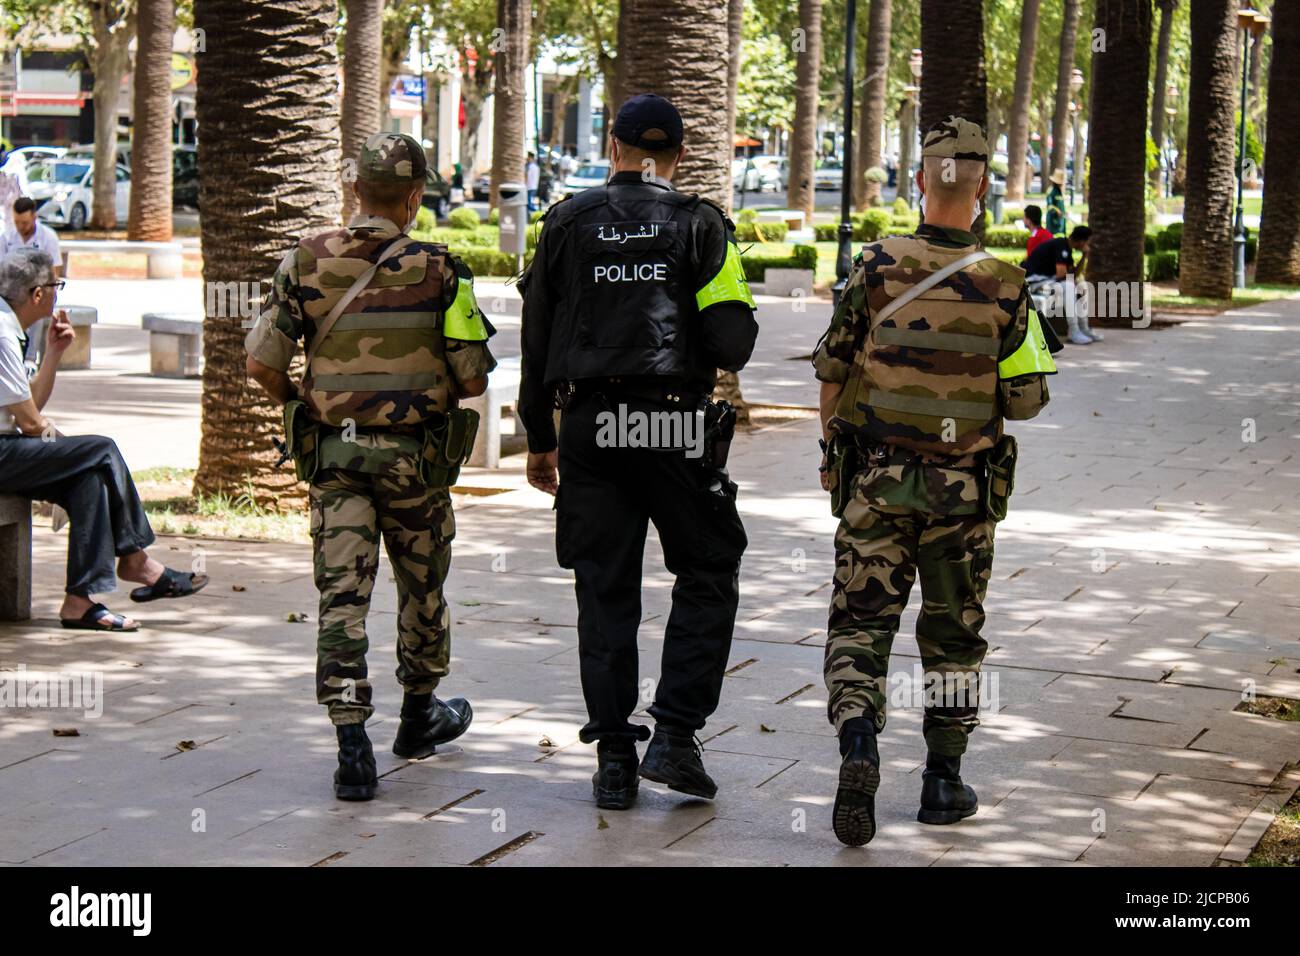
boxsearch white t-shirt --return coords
[526,161,540,190]
[0,221,62,267]
[0,299,32,434]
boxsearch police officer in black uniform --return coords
[518,94,759,811]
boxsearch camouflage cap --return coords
[357,132,430,183]
[921,116,989,163]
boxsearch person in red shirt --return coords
[1023,204,1052,256]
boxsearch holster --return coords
[982,434,1018,522]
[283,399,321,483]
[826,433,860,519]
[702,400,736,472]
[419,407,481,488]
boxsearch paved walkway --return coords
[2,286,1299,866]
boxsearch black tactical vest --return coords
[547,181,707,385]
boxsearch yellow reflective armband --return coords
[998,309,1057,378]
[443,272,489,341]
[695,241,756,311]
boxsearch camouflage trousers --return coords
[825,495,995,757]
[309,460,455,726]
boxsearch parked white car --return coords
[732,157,762,192]
[559,159,610,198]
[813,160,844,191]
[36,160,130,230]
[1,146,67,195]
[751,154,789,191]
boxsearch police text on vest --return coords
[593,262,667,283]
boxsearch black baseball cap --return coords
[612,94,684,150]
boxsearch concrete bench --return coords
[762,268,816,297]
[462,356,521,469]
[20,305,97,370]
[142,312,203,378]
[0,494,32,621]
[756,209,806,232]
[61,239,185,279]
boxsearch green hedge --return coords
[1002,206,1024,225]
[447,207,480,230]
[985,226,1030,247]
[1146,250,1179,282]
[415,225,498,247]
[449,247,528,277]
[814,222,838,242]
[743,243,817,282]
[735,220,789,242]
[736,207,759,223]
[1157,221,1182,251]
[854,208,893,242]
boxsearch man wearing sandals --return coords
[0,248,208,632]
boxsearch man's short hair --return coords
[921,154,986,201]
[13,196,36,215]
[0,247,54,305]
[613,135,680,168]
[355,177,422,209]
[1023,204,1042,227]
[1070,225,1092,242]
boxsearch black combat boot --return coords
[638,727,717,799]
[592,738,640,811]
[334,723,377,801]
[832,716,881,847]
[392,692,473,759]
[917,752,979,825]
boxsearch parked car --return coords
[751,154,789,191]
[36,160,130,230]
[64,142,132,171]
[422,167,452,218]
[558,159,610,198]
[813,160,843,191]
[732,157,762,192]
[173,146,199,209]
[472,173,491,201]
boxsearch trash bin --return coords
[988,178,1006,225]
[498,182,528,262]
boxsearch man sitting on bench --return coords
[0,248,206,631]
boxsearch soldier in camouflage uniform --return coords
[245,133,495,801]
[813,117,1056,846]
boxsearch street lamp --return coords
[1069,68,1084,202]
[1164,83,1177,200]
[832,0,859,308]
[909,49,922,215]
[1233,8,1270,289]
[902,84,920,207]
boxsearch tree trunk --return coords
[726,0,744,139]
[1178,0,1237,298]
[1149,0,1176,189]
[1257,0,1300,283]
[621,0,745,422]
[610,0,628,115]
[88,3,136,231]
[127,0,173,241]
[192,0,343,502]
[1004,0,1041,202]
[920,0,988,238]
[786,0,822,221]
[854,0,892,210]
[490,0,530,211]
[341,0,384,223]
[1087,0,1152,287]
[1050,0,1081,181]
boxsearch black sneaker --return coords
[832,717,880,847]
[334,723,377,801]
[638,728,717,800]
[592,739,640,810]
[917,752,978,825]
[392,693,473,759]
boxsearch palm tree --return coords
[1149,1,1178,189]
[1087,0,1152,287]
[854,0,892,210]
[1003,0,1040,203]
[726,0,744,146]
[127,0,173,241]
[621,0,743,420]
[1257,0,1300,283]
[1178,0,1238,299]
[341,0,383,224]
[920,0,987,238]
[1049,0,1081,182]
[88,1,137,230]
[786,0,822,222]
[192,0,342,501]
[489,0,530,211]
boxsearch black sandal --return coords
[129,568,210,603]
[61,603,140,632]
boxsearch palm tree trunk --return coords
[490,0,531,211]
[127,0,173,241]
[341,0,383,224]
[1178,0,1237,299]
[1050,0,1081,181]
[621,0,745,422]
[1257,0,1300,284]
[854,0,892,210]
[1087,0,1152,287]
[1004,0,1041,203]
[88,3,136,231]
[192,0,343,502]
[1149,0,1177,188]
[786,0,822,222]
[726,0,744,141]
[920,0,988,238]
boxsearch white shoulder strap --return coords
[305,235,415,370]
[871,249,994,326]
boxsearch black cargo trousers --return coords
[555,390,748,745]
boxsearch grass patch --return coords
[1150,283,1298,313]
[133,467,309,543]
[1236,695,1300,721]
[1247,788,1300,867]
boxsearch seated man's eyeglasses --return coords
[32,280,66,292]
